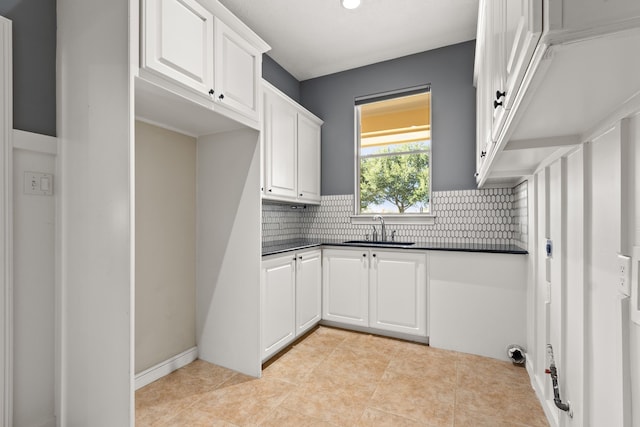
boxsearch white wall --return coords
[135,121,196,374]
[527,107,640,426]
[429,251,527,361]
[57,0,133,424]
[196,128,262,377]
[12,131,56,427]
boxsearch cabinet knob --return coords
[268,189,272,192]
[372,253,377,258]
[298,256,302,260]
[474,172,479,177]
[493,100,503,109]
[362,253,367,257]
[208,89,214,95]
[496,90,506,99]
[299,193,303,197]
[480,151,486,158]
[218,94,225,100]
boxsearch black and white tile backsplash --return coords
[263,185,529,249]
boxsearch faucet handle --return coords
[371,224,378,241]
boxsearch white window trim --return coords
[353,85,433,219]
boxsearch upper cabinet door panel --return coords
[490,0,542,141]
[265,93,298,198]
[215,18,260,120]
[142,0,214,97]
[297,113,321,203]
[502,0,541,111]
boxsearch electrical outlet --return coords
[618,254,631,296]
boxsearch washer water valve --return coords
[545,344,573,417]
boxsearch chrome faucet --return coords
[372,215,386,241]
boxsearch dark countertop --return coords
[262,238,528,257]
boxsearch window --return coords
[355,86,431,216]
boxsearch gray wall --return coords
[300,41,477,195]
[0,0,56,136]
[262,54,300,103]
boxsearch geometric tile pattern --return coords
[512,181,528,249]
[263,186,529,249]
[136,326,549,426]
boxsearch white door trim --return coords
[0,15,12,427]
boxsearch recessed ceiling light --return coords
[341,0,361,10]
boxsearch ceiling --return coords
[218,0,479,81]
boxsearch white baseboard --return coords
[134,347,198,390]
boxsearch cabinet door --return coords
[261,255,296,360]
[295,250,322,335]
[369,251,427,337]
[264,90,298,199]
[322,249,369,327]
[297,113,321,203]
[214,17,260,120]
[490,0,542,141]
[501,0,541,111]
[142,0,214,98]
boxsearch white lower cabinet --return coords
[261,249,321,361]
[322,248,369,327]
[369,250,427,337]
[322,248,427,338]
[295,250,322,335]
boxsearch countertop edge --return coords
[262,241,528,257]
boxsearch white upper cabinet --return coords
[138,0,270,135]
[474,0,640,187]
[142,0,214,99]
[264,88,298,199]
[489,0,542,142]
[214,17,260,120]
[297,113,322,203]
[262,81,323,205]
[475,0,542,164]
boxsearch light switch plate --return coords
[632,247,640,326]
[23,171,53,196]
[617,254,631,296]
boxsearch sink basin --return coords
[343,240,415,247]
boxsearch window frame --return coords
[352,85,435,225]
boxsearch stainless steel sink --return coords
[342,240,415,247]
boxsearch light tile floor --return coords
[136,326,549,426]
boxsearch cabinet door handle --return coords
[494,100,503,109]
[496,90,506,99]
[480,151,486,158]
[218,94,225,100]
[208,89,214,96]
